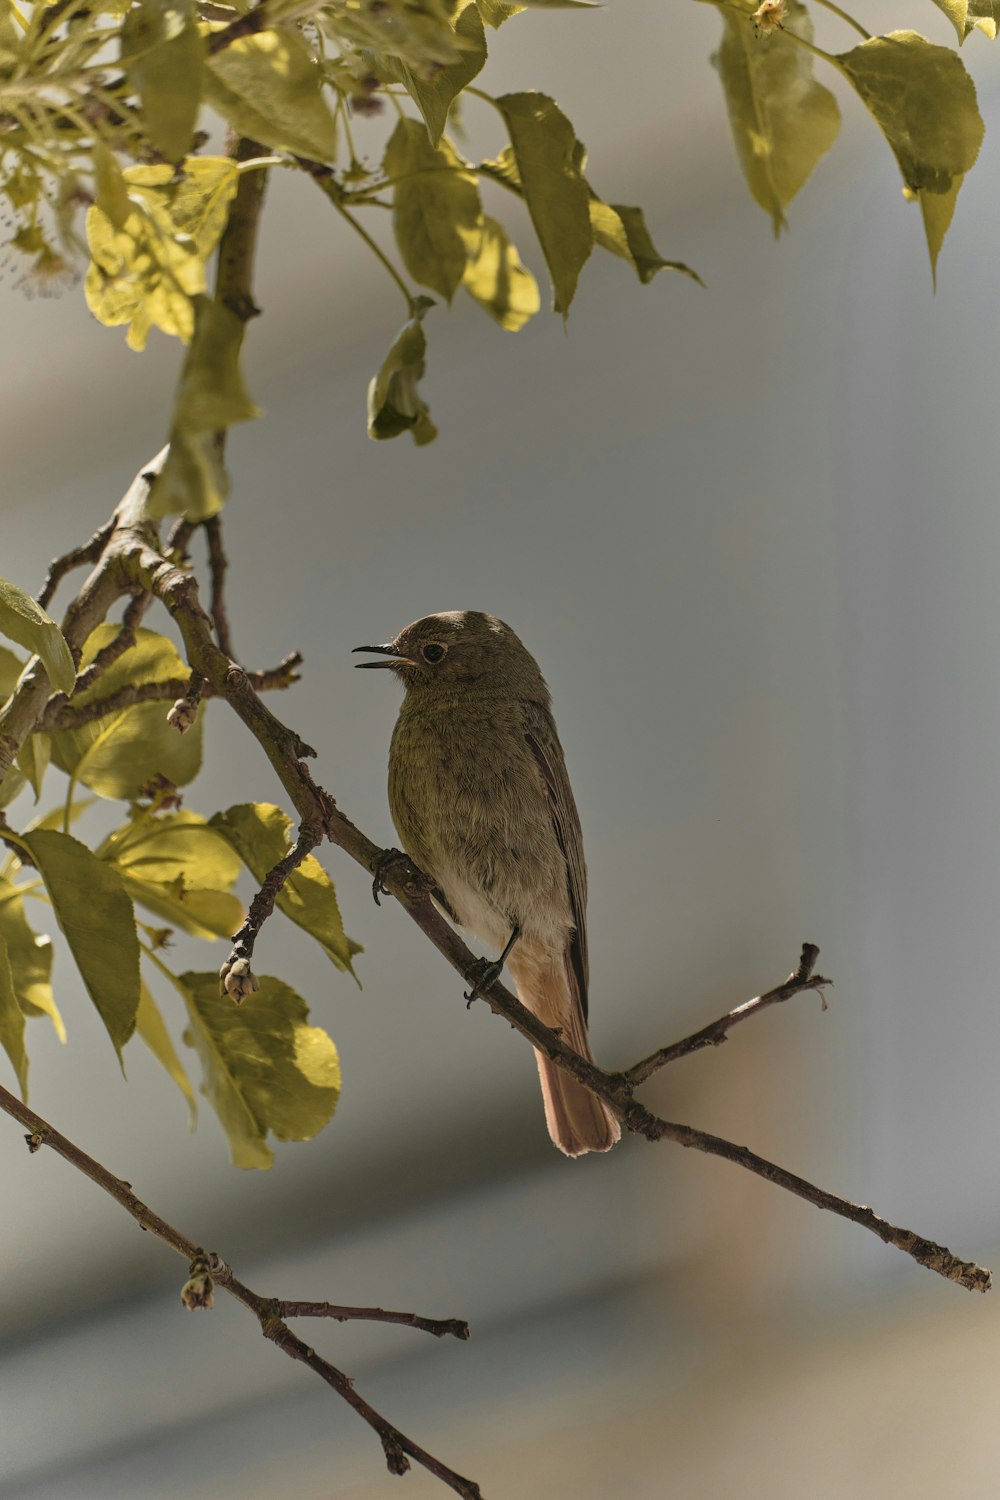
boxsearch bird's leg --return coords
[370,847,417,905]
[464,926,520,1008]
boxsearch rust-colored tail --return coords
[508,950,620,1158]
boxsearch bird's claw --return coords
[371,847,410,905]
[464,957,504,1008]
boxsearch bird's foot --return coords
[371,847,413,905]
[463,926,520,1007]
[464,956,505,1008]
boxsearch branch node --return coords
[180,1250,216,1310]
[382,1434,412,1477]
[220,954,259,1004]
[24,1130,47,1153]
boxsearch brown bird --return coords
[355,610,620,1157]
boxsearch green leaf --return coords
[16,733,50,802]
[0,644,25,700]
[386,119,482,301]
[964,0,999,38]
[397,0,487,145]
[180,970,341,1169]
[85,158,238,350]
[367,300,438,446]
[49,625,203,800]
[135,978,196,1123]
[493,92,593,315]
[929,0,998,41]
[476,0,523,25]
[103,807,244,940]
[92,142,131,230]
[121,0,204,161]
[0,579,75,695]
[126,879,243,939]
[22,829,139,1061]
[712,0,840,236]
[149,296,261,520]
[0,770,25,810]
[930,0,970,42]
[462,214,539,330]
[0,932,27,1097]
[209,803,359,974]
[836,32,983,269]
[103,808,242,887]
[588,200,702,286]
[0,878,61,1040]
[916,175,962,286]
[205,28,338,160]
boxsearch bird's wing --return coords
[522,700,589,1018]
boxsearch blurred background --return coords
[3,1,1000,1495]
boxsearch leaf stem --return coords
[811,0,870,39]
[332,195,416,313]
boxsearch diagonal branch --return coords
[37,516,117,611]
[220,814,324,999]
[625,941,832,1086]
[0,1082,480,1498]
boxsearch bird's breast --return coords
[387,693,572,948]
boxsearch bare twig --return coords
[203,516,235,658]
[38,653,303,731]
[363,874,993,1294]
[0,1083,480,1499]
[276,1300,469,1339]
[69,590,151,695]
[220,814,324,998]
[37,516,116,611]
[625,941,831,1086]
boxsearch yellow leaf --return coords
[462,215,539,331]
[713,0,840,236]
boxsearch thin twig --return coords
[365,874,993,1295]
[36,516,116,611]
[276,1300,469,1339]
[220,815,324,998]
[38,654,302,731]
[626,942,831,1085]
[203,516,236,658]
[70,591,151,696]
[0,1083,480,1499]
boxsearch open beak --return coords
[352,643,407,669]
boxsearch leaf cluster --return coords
[0,580,356,1168]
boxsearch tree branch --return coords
[0,1082,480,1498]
[38,653,303,731]
[625,941,831,1086]
[220,814,324,999]
[37,516,117,611]
[203,516,235,659]
[275,1300,469,1339]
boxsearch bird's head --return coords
[354,611,548,698]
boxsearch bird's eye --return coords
[421,642,447,664]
